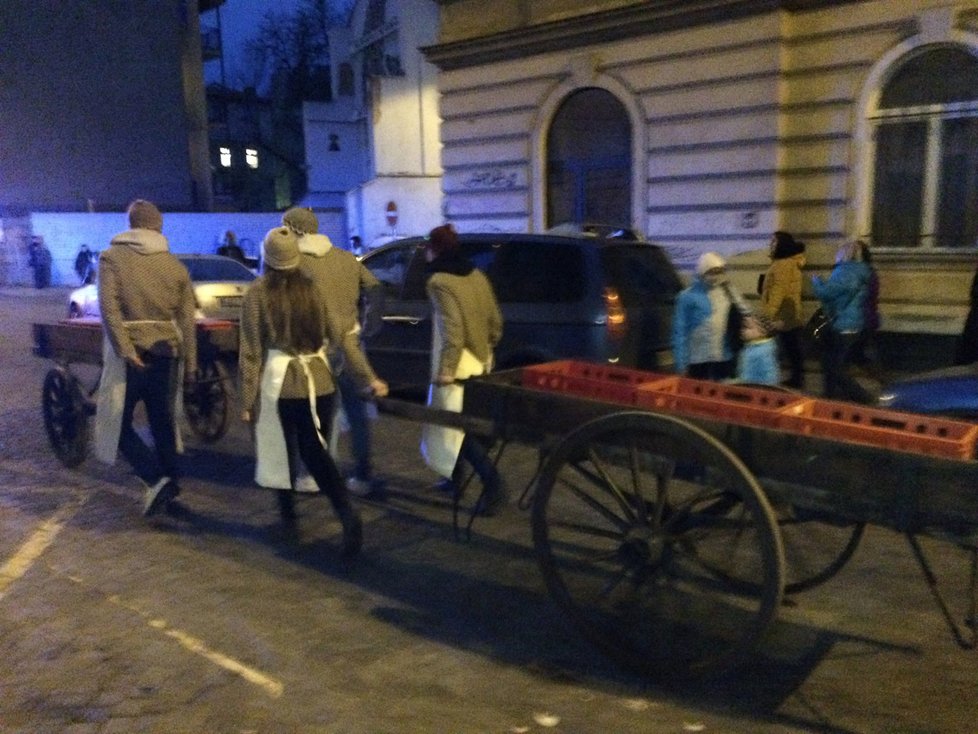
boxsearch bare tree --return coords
[242,0,354,105]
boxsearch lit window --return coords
[219,147,232,167]
[246,148,259,169]
[870,46,978,248]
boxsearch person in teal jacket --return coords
[672,252,745,380]
[811,241,872,403]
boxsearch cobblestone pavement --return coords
[1,288,976,733]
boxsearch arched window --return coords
[546,88,632,229]
[871,45,978,248]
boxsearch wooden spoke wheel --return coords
[183,359,230,443]
[531,411,785,678]
[42,367,89,467]
[776,509,865,593]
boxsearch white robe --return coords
[254,348,329,489]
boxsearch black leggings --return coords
[277,394,352,518]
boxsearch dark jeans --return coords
[119,356,178,485]
[452,434,499,496]
[687,360,735,381]
[277,394,352,519]
[336,369,372,481]
[777,327,805,387]
[820,329,872,404]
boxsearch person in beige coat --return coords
[96,199,197,516]
[757,231,806,388]
[281,207,386,498]
[420,224,505,515]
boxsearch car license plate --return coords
[218,296,242,308]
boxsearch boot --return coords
[277,491,297,522]
[339,509,363,558]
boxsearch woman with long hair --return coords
[239,227,388,557]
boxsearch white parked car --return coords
[67,254,256,321]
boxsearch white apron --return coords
[94,320,184,465]
[254,348,329,490]
[420,321,489,478]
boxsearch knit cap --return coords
[427,224,459,257]
[128,200,163,232]
[282,207,319,235]
[696,251,726,276]
[262,227,300,271]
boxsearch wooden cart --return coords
[379,360,978,678]
[32,318,238,467]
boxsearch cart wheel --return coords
[42,367,89,467]
[532,411,784,678]
[184,359,230,443]
[777,510,865,593]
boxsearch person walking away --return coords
[757,231,806,388]
[238,227,388,558]
[420,224,506,515]
[736,313,781,386]
[94,200,197,516]
[672,252,744,381]
[28,236,52,288]
[811,241,873,404]
[281,207,388,499]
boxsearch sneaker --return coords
[346,476,387,500]
[340,512,363,559]
[143,477,178,517]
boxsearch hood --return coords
[297,233,333,258]
[109,229,169,255]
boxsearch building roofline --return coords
[423,0,866,71]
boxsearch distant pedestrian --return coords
[74,244,95,284]
[28,236,52,288]
[811,241,873,403]
[238,226,388,557]
[672,252,745,381]
[282,207,388,498]
[736,313,781,385]
[350,235,364,257]
[94,200,197,516]
[757,231,806,388]
[217,229,246,264]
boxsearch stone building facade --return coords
[423,0,978,355]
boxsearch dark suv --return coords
[360,232,682,391]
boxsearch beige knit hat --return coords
[282,207,319,235]
[696,251,726,276]
[262,227,300,271]
[127,199,163,232]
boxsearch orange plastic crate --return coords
[777,399,978,461]
[521,360,669,406]
[636,377,809,429]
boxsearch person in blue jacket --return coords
[672,252,745,380]
[811,241,872,403]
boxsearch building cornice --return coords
[423,0,866,70]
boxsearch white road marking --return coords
[0,493,85,599]
[105,592,285,699]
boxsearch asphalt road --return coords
[1,287,976,733]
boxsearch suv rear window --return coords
[600,246,681,304]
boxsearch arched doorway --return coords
[546,88,632,229]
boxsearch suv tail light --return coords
[603,287,626,339]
